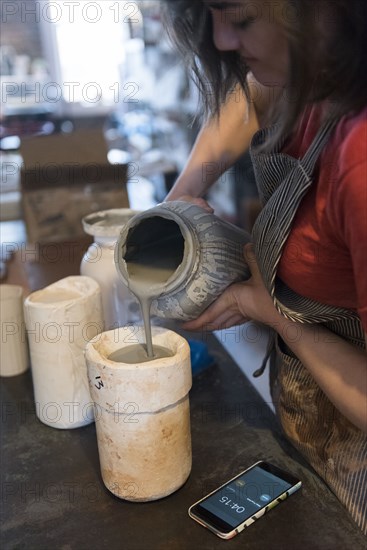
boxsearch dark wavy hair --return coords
[162,0,367,141]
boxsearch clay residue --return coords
[97,398,191,501]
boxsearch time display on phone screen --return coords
[199,465,293,527]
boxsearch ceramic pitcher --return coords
[115,200,251,321]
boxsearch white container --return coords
[85,326,192,501]
[0,285,28,377]
[24,276,103,429]
[81,209,141,330]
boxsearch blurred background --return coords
[0,0,269,410]
[0,0,259,249]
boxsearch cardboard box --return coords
[20,129,129,243]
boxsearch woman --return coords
[162,0,367,534]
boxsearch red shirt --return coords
[277,104,367,331]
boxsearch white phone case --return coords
[188,461,302,540]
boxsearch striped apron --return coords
[250,120,367,534]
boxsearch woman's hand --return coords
[167,194,214,213]
[183,243,281,331]
[184,246,367,432]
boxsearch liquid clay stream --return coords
[125,261,177,359]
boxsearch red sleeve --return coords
[330,121,367,331]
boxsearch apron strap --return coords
[252,329,276,378]
[251,115,339,377]
[300,116,338,176]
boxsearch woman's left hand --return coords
[183,243,282,332]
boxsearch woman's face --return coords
[204,0,289,86]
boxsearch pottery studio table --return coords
[1,241,366,550]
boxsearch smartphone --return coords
[188,461,302,540]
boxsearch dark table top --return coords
[1,332,365,550]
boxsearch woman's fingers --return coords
[184,312,247,332]
[183,285,249,331]
[177,195,214,213]
[210,313,249,331]
[183,294,232,331]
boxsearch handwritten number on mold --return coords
[95,376,104,390]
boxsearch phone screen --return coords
[191,462,300,533]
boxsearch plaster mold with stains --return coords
[85,326,192,501]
